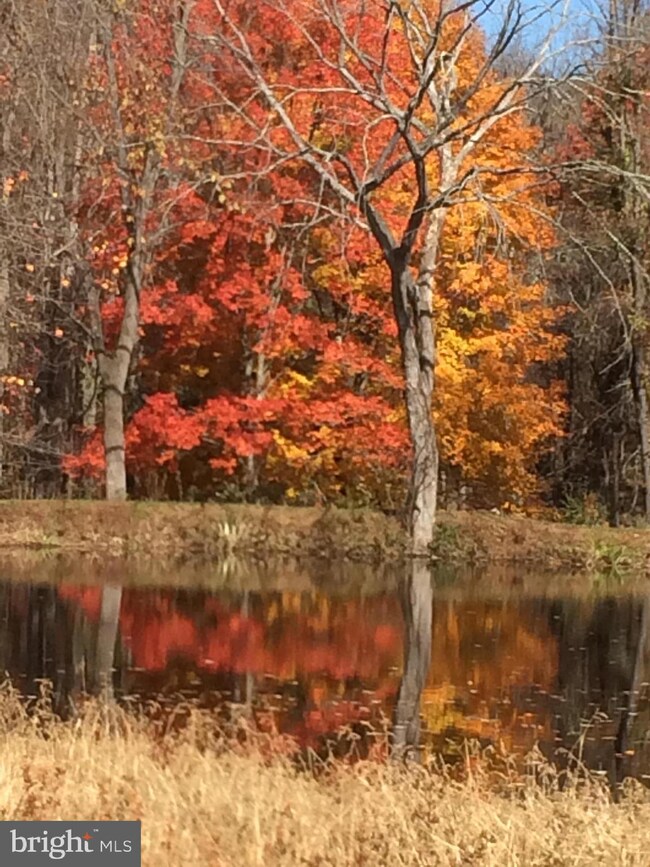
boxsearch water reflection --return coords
[393,562,432,759]
[1,566,650,784]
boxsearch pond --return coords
[1,554,650,786]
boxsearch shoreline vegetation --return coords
[0,690,647,867]
[0,500,650,580]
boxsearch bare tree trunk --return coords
[210,0,563,552]
[393,561,433,759]
[620,16,649,521]
[81,346,98,446]
[403,349,438,554]
[629,223,650,521]
[92,268,139,501]
[0,258,9,491]
[88,0,193,502]
[608,433,621,527]
[389,200,445,555]
[392,265,438,556]
[102,378,127,501]
[631,342,650,521]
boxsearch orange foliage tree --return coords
[63,0,566,518]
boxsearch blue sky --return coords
[480,0,606,71]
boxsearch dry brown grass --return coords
[3,500,650,585]
[0,500,406,561]
[0,689,648,866]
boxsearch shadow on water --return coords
[2,555,650,788]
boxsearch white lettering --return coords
[49,835,67,860]
[10,830,27,853]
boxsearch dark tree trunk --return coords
[630,252,650,521]
[0,259,8,493]
[631,334,650,523]
[614,596,650,790]
[608,434,621,527]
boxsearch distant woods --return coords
[0,0,649,529]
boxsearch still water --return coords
[1,556,650,784]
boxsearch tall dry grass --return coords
[0,687,648,866]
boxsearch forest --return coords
[0,0,649,548]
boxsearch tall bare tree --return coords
[0,0,97,495]
[208,0,569,552]
[81,0,196,500]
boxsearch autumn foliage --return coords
[3,0,566,509]
[52,583,564,757]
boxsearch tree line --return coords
[0,0,649,549]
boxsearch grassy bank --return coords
[0,500,405,561]
[1,500,650,576]
[0,691,647,866]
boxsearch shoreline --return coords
[0,501,649,584]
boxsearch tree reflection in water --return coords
[393,562,432,760]
[93,586,123,701]
[0,573,650,786]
